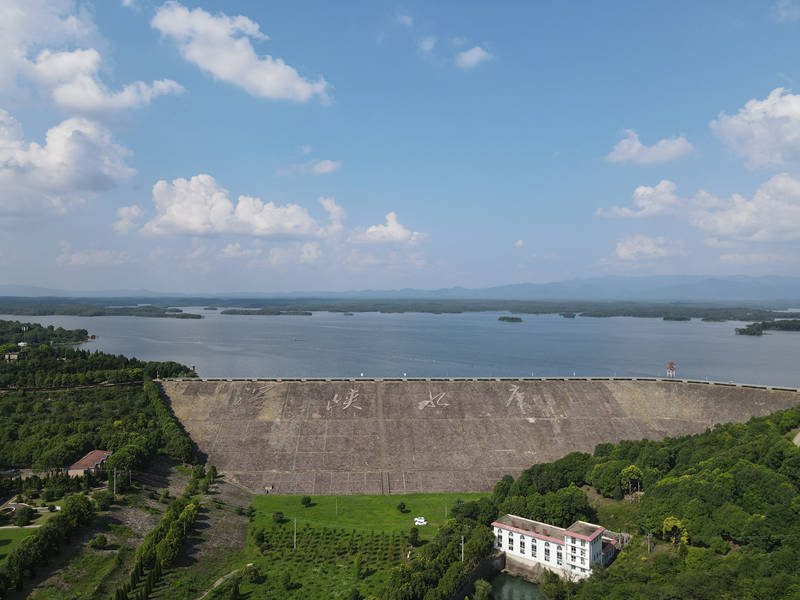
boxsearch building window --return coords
[496,536,502,548]
[520,539,525,553]
[531,543,536,557]
[508,538,514,551]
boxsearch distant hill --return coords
[2,275,800,303]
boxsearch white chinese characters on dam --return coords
[506,384,528,414]
[327,388,362,411]
[418,391,449,410]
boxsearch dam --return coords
[161,378,800,495]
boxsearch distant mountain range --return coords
[3,275,800,303]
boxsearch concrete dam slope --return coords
[162,378,800,495]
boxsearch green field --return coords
[252,492,488,537]
[0,528,37,566]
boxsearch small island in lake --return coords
[561,312,576,318]
[736,319,800,336]
[663,315,691,321]
[343,312,354,316]
[220,309,312,316]
[498,316,523,323]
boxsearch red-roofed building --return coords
[492,514,618,579]
[67,450,112,477]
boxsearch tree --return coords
[353,552,362,579]
[397,502,406,513]
[301,495,312,508]
[619,464,643,494]
[15,505,34,527]
[89,534,108,549]
[272,511,284,523]
[473,579,492,600]
[663,516,688,546]
[409,526,420,547]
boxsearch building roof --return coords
[566,520,606,541]
[493,514,606,544]
[492,514,566,544]
[68,450,112,470]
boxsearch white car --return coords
[414,517,428,526]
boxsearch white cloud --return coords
[300,145,312,155]
[348,212,425,246]
[455,46,492,69]
[0,109,134,216]
[397,14,413,27]
[774,0,800,21]
[513,239,524,248]
[0,0,96,95]
[142,174,322,237]
[343,249,383,270]
[299,241,322,263]
[605,130,692,165]
[220,242,262,258]
[57,241,127,266]
[689,173,800,241]
[419,36,436,55]
[719,252,796,265]
[0,1,181,113]
[113,204,144,234]
[319,196,345,236]
[152,1,328,102]
[31,48,183,112]
[615,234,684,261]
[309,159,341,175]
[710,88,800,168]
[598,180,681,218]
[278,159,341,176]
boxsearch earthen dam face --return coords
[161,378,800,495]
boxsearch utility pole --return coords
[647,532,652,553]
[294,518,297,549]
[113,468,117,496]
[461,536,464,562]
[335,496,338,517]
[444,500,447,519]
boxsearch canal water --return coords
[490,573,542,599]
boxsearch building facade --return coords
[67,450,113,477]
[492,514,616,580]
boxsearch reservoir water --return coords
[2,309,799,386]
[490,573,542,599]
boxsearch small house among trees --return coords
[67,450,113,477]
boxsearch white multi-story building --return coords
[492,514,617,579]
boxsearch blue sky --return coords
[1,0,800,293]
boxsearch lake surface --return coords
[2,309,799,386]
[490,573,542,599]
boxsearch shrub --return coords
[273,511,284,523]
[15,505,34,527]
[301,495,312,508]
[89,534,108,549]
[397,502,406,512]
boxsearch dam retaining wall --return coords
[161,378,800,495]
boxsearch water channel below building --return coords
[490,573,542,599]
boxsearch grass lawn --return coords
[0,528,37,566]
[252,492,487,538]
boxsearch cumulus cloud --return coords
[710,88,800,168]
[299,241,322,263]
[396,14,413,27]
[266,241,321,266]
[598,180,682,218]
[689,173,800,241]
[319,196,345,236]
[419,36,436,55]
[152,1,328,102]
[605,130,693,165]
[343,249,384,270]
[0,1,181,113]
[31,48,183,112]
[57,241,127,266]
[615,234,684,261]
[455,46,492,69]
[513,239,524,248]
[142,174,321,237]
[220,242,262,258]
[113,204,144,234]
[348,212,425,246]
[0,109,134,216]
